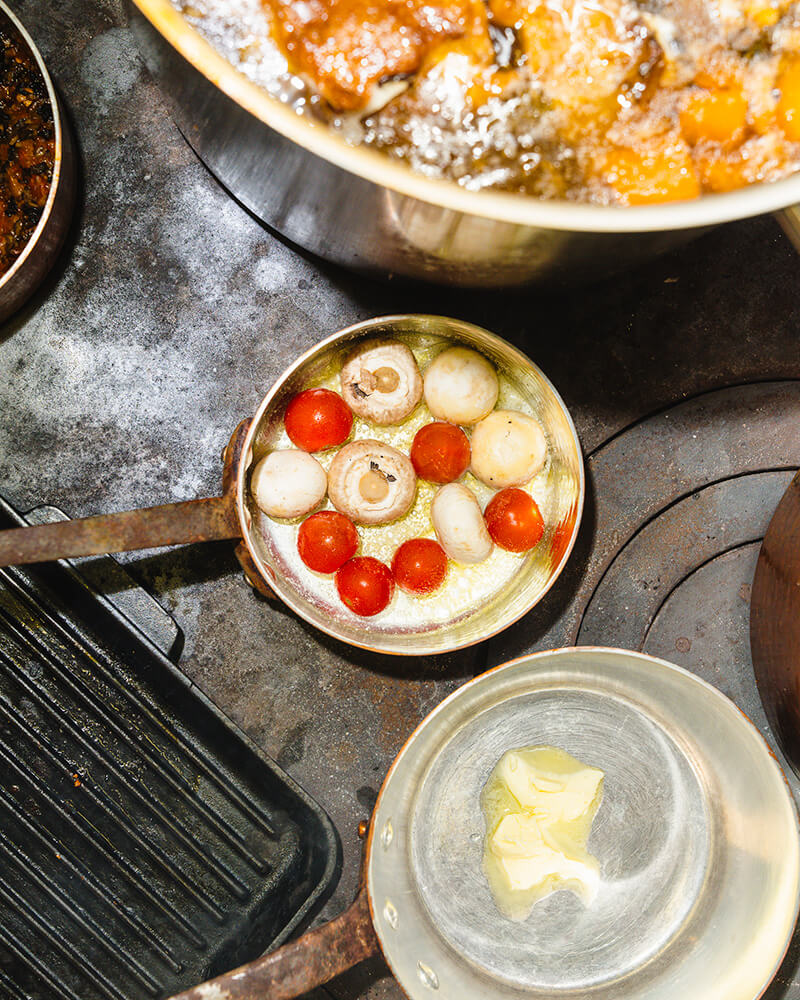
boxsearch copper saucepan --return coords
[167,648,800,1000]
[0,315,584,656]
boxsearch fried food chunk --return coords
[490,0,661,134]
[680,83,748,143]
[603,138,701,203]
[265,0,489,111]
[777,55,800,141]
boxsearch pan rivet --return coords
[381,820,393,849]
[383,899,398,929]
[417,962,439,990]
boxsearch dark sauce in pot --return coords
[0,27,54,278]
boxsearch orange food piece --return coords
[746,0,782,28]
[697,156,748,192]
[604,142,701,204]
[466,67,518,108]
[265,0,488,111]
[680,87,748,145]
[777,58,800,142]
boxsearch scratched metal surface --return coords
[2,2,800,997]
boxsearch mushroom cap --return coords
[423,347,499,425]
[251,450,327,519]
[340,339,423,425]
[328,439,417,525]
[470,410,548,489]
[430,483,493,564]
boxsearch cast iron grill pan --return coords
[0,496,340,1000]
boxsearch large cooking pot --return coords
[128,0,800,287]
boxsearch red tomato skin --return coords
[336,557,395,616]
[391,538,448,594]
[297,511,358,573]
[284,388,353,452]
[484,488,545,552]
[410,422,471,483]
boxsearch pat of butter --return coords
[481,746,604,920]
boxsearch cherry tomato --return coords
[410,422,470,484]
[484,488,544,552]
[336,557,395,617]
[391,538,448,595]
[297,511,358,573]
[284,388,353,452]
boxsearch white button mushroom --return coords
[251,450,327,519]
[340,340,423,425]
[470,410,548,489]
[328,439,416,525]
[423,347,499,425]
[430,483,493,564]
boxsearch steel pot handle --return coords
[777,204,800,252]
[168,888,380,1000]
[0,419,252,567]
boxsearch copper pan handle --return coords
[777,204,800,252]
[0,418,254,568]
[169,888,379,1000]
[0,495,242,567]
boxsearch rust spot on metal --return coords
[0,418,256,569]
[234,541,276,600]
[167,888,379,1000]
[0,420,255,567]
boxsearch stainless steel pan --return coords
[168,647,800,1000]
[128,0,800,286]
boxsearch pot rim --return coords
[233,314,585,657]
[0,1,65,293]
[133,0,800,234]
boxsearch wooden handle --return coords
[0,495,241,566]
[168,889,379,1000]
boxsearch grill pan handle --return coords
[0,419,252,567]
[169,888,379,1000]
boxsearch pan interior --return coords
[409,687,711,990]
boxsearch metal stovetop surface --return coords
[2,2,800,998]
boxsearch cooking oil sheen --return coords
[260,333,552,629]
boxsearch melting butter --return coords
[481,745,604,920]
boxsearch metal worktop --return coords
[3,2,800,997]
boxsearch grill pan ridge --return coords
[0,496,340,1000]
